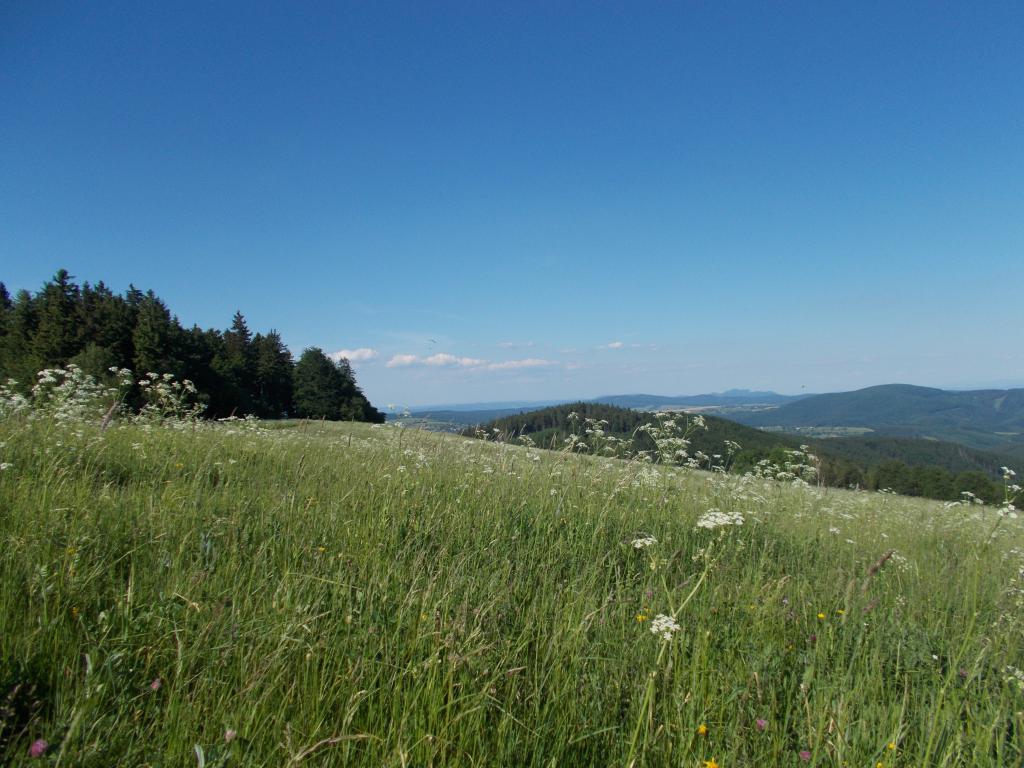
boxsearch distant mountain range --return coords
[729,383,1024,454]
[402,389,804,423]
[591,389,807,410]
[399,383,1024,461]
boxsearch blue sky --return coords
[3,2,1022,406]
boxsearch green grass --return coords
[1,415,1022,766]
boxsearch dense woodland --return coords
[0,270,385,422]
[472,402,1011,504]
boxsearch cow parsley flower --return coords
[696,508,744,530]
[649,613,680,640]
[631,535,657,549]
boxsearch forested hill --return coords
[732,384,1024,451]
[0,270,384,422]
[471,402,1016,503]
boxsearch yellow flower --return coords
[836,609,845,615]
[703,759,719,768]
[635,613,647,622]
[817,612,826,620]
[697,723,708,736]
[887,742,896,751]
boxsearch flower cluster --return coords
[696,508,745,530]
[649,613,681,640]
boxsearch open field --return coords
[1,415,1023,766]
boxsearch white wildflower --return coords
[695,508,744,530]
[649,614,681,641]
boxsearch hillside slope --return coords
[1,415,1021,765]
[472,402,1019,502]
[731,384,1024,450]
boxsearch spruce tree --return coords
[213,311,257,414]
[132,291,182,376]
[0,289,39,384]
[253,330,294,417]
[32,269,82,365]
[292,347,343,419]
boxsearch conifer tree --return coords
[292,347,343,419]
[0,269,386,423]
[213,311,257,414]
[253,330,294,417]
[132,291,182,376]
[0,289,39,384]
[32,269,82,365]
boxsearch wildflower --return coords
[703,759,719,768]
[28,739,48,758]
[817,612,826,620]
[756,718,768,731]
[695,508,744,530]
[887,741,896,751]
[225,729,237,743]
[631,535,657,549]
[635,613,647,622]
[799,750,811,761]
[649,614,680,640]
[697,723,708,735]
[150,677,162,691]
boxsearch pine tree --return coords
[253,330,294,417]
[0,289,39,384]
[32,269,82,365]
[213,311,257,414]
[132,291,182,376]
[292,348,383,422]
[0,283,11,344]
[78,281,135,369]
[292,347,343,419]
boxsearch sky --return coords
[2,2,1022,407]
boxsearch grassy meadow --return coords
[1,413,1023,766]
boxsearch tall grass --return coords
[1,414,1021,766]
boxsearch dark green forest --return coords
[0,270,384,422]
[472,402,1013,504]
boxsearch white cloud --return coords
[606,341,624,349]
[424,353,485,367]
[385,353,556,372]
[486,358,555,371]
[386,352,484,368]
[386,354,420,368]
[329,347,378,363]
[497,340,534,349]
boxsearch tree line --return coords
[0,270,384,422]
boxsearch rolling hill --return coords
[730,384,1024,452]
[470,401,1020,502]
